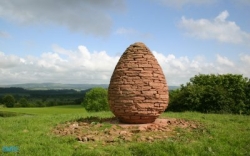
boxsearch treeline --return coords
[0,88,90,107]
[168,74,250,115]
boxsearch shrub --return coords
[2,94,16,108]
[82,87,109,112]
[36,101,46,107]
[19,97,29,107]
[168,74,250,114]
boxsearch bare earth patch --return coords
[52,117,202,144]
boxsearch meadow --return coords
[0,105,250,156]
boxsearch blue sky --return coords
[0,0,249,85]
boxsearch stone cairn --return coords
[108,42,169,124]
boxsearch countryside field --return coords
[1,105,250,156]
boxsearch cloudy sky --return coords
[0,0,249,86]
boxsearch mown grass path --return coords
[0,105,249,156]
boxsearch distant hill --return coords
[0,83,109,90]
[0,83,179,90]
[168,86,180,90]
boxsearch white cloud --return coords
[153,51,250,85]
[0,0,126,36]
[0,46,120,84]
[240,54,250,65]
[216,54,234,67]
[179,10,250,45]
[215,10,229,22]
[0,46,250,86]
[156,0,216,8]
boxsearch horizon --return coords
[0,82,181,87]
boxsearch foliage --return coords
[19,97,29,107]
[82,87,109,112]
[2,94,16,108]
[36,100,46,107]
[168,74,250,114]
[0,87,87,107]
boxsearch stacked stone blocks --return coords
[108,42,169,124]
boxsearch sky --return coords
[0,0,250,86]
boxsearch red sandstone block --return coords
[149,82,164,87]
[140,71,153,74]
[137,50,149,53]
[139,73,153,77]
[126,70,141,74]
[124,76,141,81]
[154,104,160,107]
[133,54,144,58]
[119,100,134,104]
[143,67,154,71]
[155,94,160,98]
[157,91,168,94]
[151,64,160,68]
[143,55,154,59]
[141,86,152,90]
[130,68,143,71]
[132,81,145,85]
[115,68,129,71]
[114,109,125,113]
[142,90,157,95]
[130,116,141,119]
[153,80,162,83]
[123,81,135,85]
[125,64,138,68]
[126,73,140,77]
[135,58,147,61]
[127,61,138,63]
[153,73,161,77]
[139,111,150,115]
[137,103,154,109]
[143,100,165,103]
[147,60,157,63]
[138,64,152,68]
[119,116,131,120]
[159,94,169,99]
[133,97,145,100]
[109,81,124,85]
[119,84,132,88]
[118,93,134,97]
[139,60,148,64]
[108,88,120,92]
[140,116,154,119]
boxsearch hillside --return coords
[0,83,179,90]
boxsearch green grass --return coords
[0,105,86,115]
[0,106,249,156]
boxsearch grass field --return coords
[0,105,86,115]
[0,105,250,156]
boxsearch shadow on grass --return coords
[0,111,34,117]
[74,116,118,124]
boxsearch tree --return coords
[19,97,29,107]
[168,74,250,114]
[82,87,109,112]
[3,94,15,108]
[37,100,46,107]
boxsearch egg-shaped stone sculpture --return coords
[108,42,169,124]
